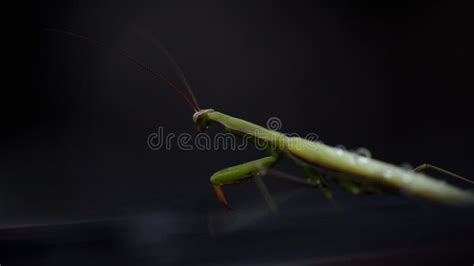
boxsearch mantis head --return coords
[193,109,214,132]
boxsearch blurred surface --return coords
[2,201,474,265]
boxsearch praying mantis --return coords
[48,29,474,208]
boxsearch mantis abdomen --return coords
[287,138,474,206]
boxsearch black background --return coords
[2,1,473,265]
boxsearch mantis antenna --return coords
[130,27,202,111]
[44,28,199,112]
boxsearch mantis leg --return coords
[302,167,333,200]
[327,172,378,195]
[414,163,474,185]
[211,155,279,208]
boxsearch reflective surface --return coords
[3,190,474,265]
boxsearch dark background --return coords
[2,0,473,265]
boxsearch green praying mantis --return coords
[194,110,474,208]
[49,29,474,208]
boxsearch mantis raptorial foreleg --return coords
[210,155,279,208]
[414,163,474,185]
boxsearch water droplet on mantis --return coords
[335,144,347,150]
[357,156,369,164]
[335,144,347,156]
[400,162,413,171]
[383,170,393,179]
[355,147,372,158]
